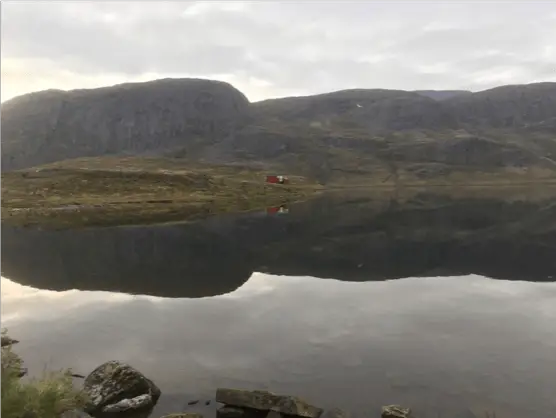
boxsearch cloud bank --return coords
[2,1,555,102]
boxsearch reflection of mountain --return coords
[2,189,555,297]
[0,219,254,298]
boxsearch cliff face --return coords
[2,78,250,170]
[2,79,556,181]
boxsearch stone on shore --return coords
[216,388,323,418]
[217,406,251,418]
[83,360,161,417]
[102,393,153,413]
[381,405,412,418]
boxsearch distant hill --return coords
[2,79,556,183]
[414,90,472,101]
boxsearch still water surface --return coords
[2,189,556,418]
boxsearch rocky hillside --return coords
[414,90,471,101]
[2,78,249,170]
[2,79,556,183]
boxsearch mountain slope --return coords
[2,78,249,170]
[445,82,556,128]
[2,79,556,184]
[414,90,472,101]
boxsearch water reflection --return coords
[2,274,555,418]
[2,188,556,297]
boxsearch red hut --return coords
[265,175,289,184]
[267,205,289,214]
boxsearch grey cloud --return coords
[2,1,556,100]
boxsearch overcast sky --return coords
[2,1,556,102]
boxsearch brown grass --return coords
[1,158,320,228]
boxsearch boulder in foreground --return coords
[83,360,161,417]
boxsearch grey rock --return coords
[102,394,153,413]
[216,389,279,411]
[381,405,412,418]
[270,396,323,418]
[216,388,322,418]
[83,360,161,416]
[217,406,248,418]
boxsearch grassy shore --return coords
[1,157,321,229]
[1,330,88,418]
[3,156,556,229]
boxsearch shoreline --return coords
[3,158,556,229]
[2,335,413,418]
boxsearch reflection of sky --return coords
[2,274,556,418]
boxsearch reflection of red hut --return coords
[265,175,289,184]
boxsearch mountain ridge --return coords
[2,78,556,184]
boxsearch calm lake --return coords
[2,188,556,418]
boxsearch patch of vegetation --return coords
[1,330,88,418]
[1,157,321,228]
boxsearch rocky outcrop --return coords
[381,405,412,418]
[215,388,323,418]
[83,360,161,417]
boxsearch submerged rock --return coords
[381,405,412,418]
[216,406,249,418]
[216,389,277,411]
[216,388,323,418]
[83,360,161,417]
[270,396,323,418]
